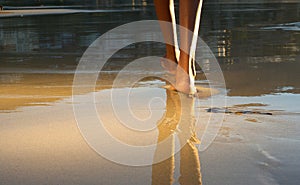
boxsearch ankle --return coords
[165,53,177,63]
[165,45,177,63]
[178,53,190,73]
[175,66,191,94]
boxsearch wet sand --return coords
[0,83,299,184]
[0,9,80,17]
[0,8,142,18]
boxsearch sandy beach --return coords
[1,2,300,185]
[1,81,299,184]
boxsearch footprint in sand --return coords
[215,126,244,143]
[256,145,281,169]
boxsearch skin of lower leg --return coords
[154,0,177,62]
[179,0,200,73]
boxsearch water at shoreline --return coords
[1,2,299,111]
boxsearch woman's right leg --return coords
[154,0,177,73]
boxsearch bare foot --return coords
[162,75,191,94]
[160,56,177,75]
[161,65,191,94]
[163,84,219,98]
[174,65,191,94]
[163,65,219,96]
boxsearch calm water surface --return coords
[0,2,299,110]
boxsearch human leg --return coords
[176,0,200,93]
[154,0,177,73]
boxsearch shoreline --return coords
[0,8,142,18]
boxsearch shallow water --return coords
[0,2,300,185]
[0,2,299,110]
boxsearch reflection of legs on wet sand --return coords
[152,90,202,185]
[151,144,174,185]
[178,140,202,185]
[177,92,202,185]
[152,90,179,185]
